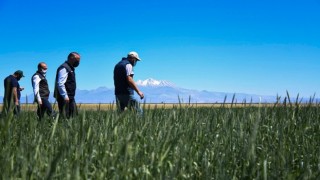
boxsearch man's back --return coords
[114,58,133,95]
[4,75,18,101]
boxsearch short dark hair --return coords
[68,52,80,60]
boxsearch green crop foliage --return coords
[0,100,319,179]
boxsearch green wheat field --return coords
[0,100,319,179]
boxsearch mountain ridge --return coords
[0,78,316,104]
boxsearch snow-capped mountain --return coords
[134,80,275,103]
[136,78,176,87]
[1,78,313,104]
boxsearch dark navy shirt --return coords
[4,75,20,101]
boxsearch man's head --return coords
[38,62,48,74]
[13,70,24,81]
[67,52,81,68]
[127,51,141,66]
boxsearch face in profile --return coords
[72,55,81,68]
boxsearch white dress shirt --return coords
[57,68,69,99]
[32,74,43,104]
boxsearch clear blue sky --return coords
[1,0,319,98]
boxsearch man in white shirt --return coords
[32,62,53,120]
[54,52,80,118]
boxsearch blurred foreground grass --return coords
[0,102,319,179]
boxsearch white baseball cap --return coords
[127,51,141,61]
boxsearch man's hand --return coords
[127,76,144,100]
[138,91,144,99]
[15,100,19,106]
[65,97,70,103]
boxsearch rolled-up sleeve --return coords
[57,68,68,99]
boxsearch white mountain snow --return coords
[136,78,176,87]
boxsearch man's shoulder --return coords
[5,75,16,81]
[32,72,40,76]
[60,62,74,72]
[6,76,18,86]
[32,73,43,80]
[4,75,10,81]
[115,60,130,69]
[125,62,133,68]
[118,58,130,64]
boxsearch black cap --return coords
[14,70,25,77]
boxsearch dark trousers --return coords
[15,104,20,115]
[37,98,53,120]
[57,97,77,119]
[2,99,20,116]
[115,94,143,114]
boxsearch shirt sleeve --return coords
[32,75,42,103]
[57,68,69,99]
[125,64,134,76]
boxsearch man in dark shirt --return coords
[54,52,81,119]
[2,70,25,116]
[113,51,144,114]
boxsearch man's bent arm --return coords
[32,75,42,104]
[57,68,69,100]
[127,76,144,99]
[12,87,19,105]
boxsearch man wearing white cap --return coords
[113,51,144,114]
